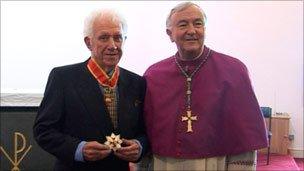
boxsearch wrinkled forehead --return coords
[171,5,204,20]
[169,5,206,26]
[93,17,123,33]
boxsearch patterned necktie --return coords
[87,58,120,129]
[103,87,118,129]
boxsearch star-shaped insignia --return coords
[104,133,123,151]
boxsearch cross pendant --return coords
[181,110,197,132]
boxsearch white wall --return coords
[1,1,303,155]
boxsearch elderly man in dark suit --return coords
[33,8,148,171]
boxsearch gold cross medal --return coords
[104,133,123,151]
[181,110,197,132]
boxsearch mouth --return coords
[106,53,118,56]
[185,38,198,41]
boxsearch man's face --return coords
[167,5,205,58]
[85,18,124,71]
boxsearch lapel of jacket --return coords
[116,68,131,132]
[75,61,113,136]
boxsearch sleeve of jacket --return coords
[33,68,81,165]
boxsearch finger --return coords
[83,141,111,161]
[118,142,139,153]
[118,146,137,153]
[86,141,110,150]
[116,146,139,156]
[84,149,112,161]
[98,149,112,159]
[83,149,100,161]
[116,149,138,156]
[122,139,133,145]
[83,148,100,157]
[114,151,138,162]
[114,151,126,158]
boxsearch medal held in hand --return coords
[104,133,123,151]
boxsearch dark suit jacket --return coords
[33,60,148,171]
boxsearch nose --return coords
[108,37,118,50]
[186,24,196,35]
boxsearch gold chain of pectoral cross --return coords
[174,48,211,133]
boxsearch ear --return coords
[166,29,174,42]
[84,37,92,50]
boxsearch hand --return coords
[82,141,111,161]
[114,139,141,162]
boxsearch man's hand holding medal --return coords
[82,133,141,162]
[105,133,141,162]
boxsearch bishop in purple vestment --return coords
[143,2,268,163]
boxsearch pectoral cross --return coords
[181,110,197,132]
[174,49,211,134]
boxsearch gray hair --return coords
[83,8,127,38]
[166,2,207,28]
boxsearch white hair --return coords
[166,2,207,28]
[83,8,127,38]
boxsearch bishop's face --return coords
[166,5,205,60]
